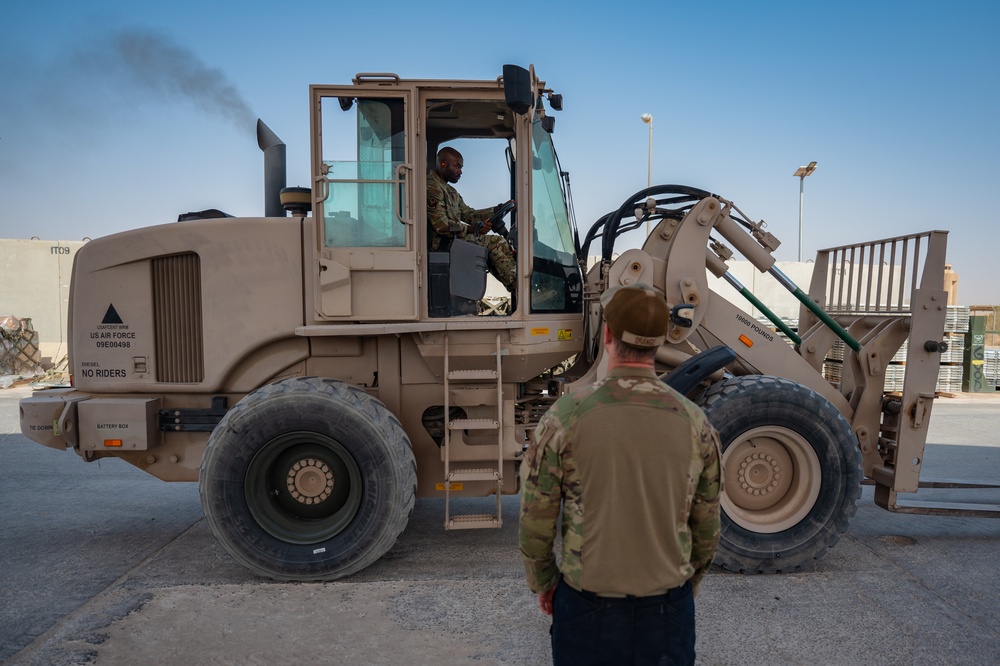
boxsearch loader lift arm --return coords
[576,185,959,572]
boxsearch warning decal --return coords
[102,304,124,325]
[84,304,137,378]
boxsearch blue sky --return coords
[2,1,997,304]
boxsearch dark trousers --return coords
[550,577,695,666]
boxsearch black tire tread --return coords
[697,375,862,574]
[199,377,416,581]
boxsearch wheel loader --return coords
[20,65,963,580]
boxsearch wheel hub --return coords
[729,442,794,511]
[286,458,335,505]
[740,454,780,491]
[720,426,822,533]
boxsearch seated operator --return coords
[427,146,516,292]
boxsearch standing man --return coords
[519,284,722,666]
[427,146,516,291]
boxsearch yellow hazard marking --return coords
[973,360,985,366]
[436,482,464,491]
[558,329,573,340]
[739,334,753,348]
[531,327,550,336]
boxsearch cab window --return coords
[320,98,407,248]
[530,121,582,313]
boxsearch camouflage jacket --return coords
[518,366,722,597]
[426,170,493,251]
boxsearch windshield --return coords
[530,121,581,313]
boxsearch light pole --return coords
[641,113,653,234]
[793,161,817,262]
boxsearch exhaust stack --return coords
[256,119,286,217]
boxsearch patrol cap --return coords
[600,283,669,348]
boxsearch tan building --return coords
[1,238,86,370]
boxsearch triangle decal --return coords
[102,304,124,325]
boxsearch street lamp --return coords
[793,161,817,262]
[641,113,653,233]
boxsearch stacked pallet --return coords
[945,306,971,333]
[820,305,969,393]
[939,306,970,392]
[984,349,1000,389]
[940,335,965,364]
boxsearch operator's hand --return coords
[479,218,493,234]
[538,586,555,616]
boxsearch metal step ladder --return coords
[443,332,504,530]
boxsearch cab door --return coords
[310,79,417,320]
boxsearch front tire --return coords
[200,377,416,581]
[697,375,862,573]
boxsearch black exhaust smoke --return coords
[256,119,286,217]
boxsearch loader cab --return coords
[308,69,581,323]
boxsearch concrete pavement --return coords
[3,384,999,665]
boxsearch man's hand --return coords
[538,586,555,616]
[495,199,516,214]
[476,200,515,236]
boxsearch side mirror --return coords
[503,64,533,115]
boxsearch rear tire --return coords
[697,375,862,573]
[200,377,416,581]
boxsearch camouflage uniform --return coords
[426,170,516,291]
[518,366,722,598]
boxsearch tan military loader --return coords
[21,65,970,581]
